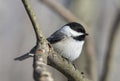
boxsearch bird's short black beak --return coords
[84,33,88,36]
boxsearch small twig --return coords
[22,0,46,44]
[21,0,54,81]
[100,9,120,81]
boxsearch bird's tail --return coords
[14,53,34,61]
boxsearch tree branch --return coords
[22,0,46,43]
[48,51,89,81]
[21,0,54,81]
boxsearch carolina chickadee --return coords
[15,22,88,61]
[47,22,88,61]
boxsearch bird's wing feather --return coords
[47,31,66,44]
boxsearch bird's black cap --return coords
[65,22,86,33]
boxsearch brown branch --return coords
[100,9,120,81]
[40,0,96,81]
[22,0,46,43]
[48,51,89,81]
[21,0,54,81]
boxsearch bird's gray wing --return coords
[47,31,66,44]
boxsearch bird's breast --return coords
[52,38,84,61]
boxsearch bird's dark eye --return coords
[76,28,85,33]
[73,35,86,41]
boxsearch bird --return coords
[47,22,88,61]
[14,22,88,61]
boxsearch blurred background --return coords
[0,0,120,81]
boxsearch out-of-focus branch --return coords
[85,36,97,81]
[21,0,54,81]
[100,9,120,81]
[41,0,78,22]
[40,0,96,81]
